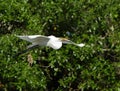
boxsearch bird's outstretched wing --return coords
[17,35,50,43]
[17,35,51,49]
[60,38,85,47]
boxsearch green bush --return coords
[0,0,120,91]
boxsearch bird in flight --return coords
[17,35,85,50]
[15,35,85,56]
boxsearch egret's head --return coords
[76,43,85,47]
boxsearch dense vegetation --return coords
[0,0,120,91]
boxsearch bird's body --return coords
[47,35,62,49]
[17,35,85,50]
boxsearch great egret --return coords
[17,35,85,50]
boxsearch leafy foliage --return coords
[0,0,120,91]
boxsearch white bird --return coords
[17,35,85,50]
